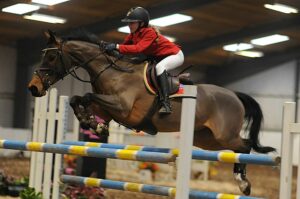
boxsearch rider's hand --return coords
[104,43,117,52]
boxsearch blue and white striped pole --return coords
[61,175,263,199]
[62,141,280,166]
[0,140,175,163]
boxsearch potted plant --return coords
[19,187,43,199]
[7,176,29,197]
[0,171,8,195]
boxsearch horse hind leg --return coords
[208,120,252,195]
[233,152,251,196]
[193,128,225,150]
[221,139,252,195]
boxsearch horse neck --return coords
[65,41,97,62]
[64,41,109,90]
[65,41,145,94]
[90,60,145,95]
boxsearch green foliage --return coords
[11,177,29,186]
[19,187,43,199]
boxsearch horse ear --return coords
[44,30,59,45]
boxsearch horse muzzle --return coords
[28,75,47,97]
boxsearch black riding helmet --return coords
[121,7,150,27]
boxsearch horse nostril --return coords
[28,85,39,96]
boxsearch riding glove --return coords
[104,43,117,52]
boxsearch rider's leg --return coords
[156,50,184,114]
[157,70,171,114]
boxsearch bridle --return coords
[34,40,133,90]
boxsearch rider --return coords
[103,6,184,115]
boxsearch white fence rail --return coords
[29,88,69,199]
[280,102,300,199]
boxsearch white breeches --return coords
[156,50,184,75]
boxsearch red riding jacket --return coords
[118,27,180,59]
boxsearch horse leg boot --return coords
[233,149,251,196]
[157,70,172,114]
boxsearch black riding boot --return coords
[157,71,172,114]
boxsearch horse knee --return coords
[82,93,94,106]
[70,95,82,107]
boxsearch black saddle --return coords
[146,63,194,95]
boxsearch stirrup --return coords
[159,103,172,114]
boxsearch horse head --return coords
[28,30,72,96]
[28,30,111,97]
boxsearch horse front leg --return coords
[70,95,111,135]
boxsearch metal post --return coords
[175,85,197,199]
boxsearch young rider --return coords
[104,7,184,114]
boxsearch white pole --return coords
[297,134,300,199]
[52,95,69,199]
[43,89,58,199]
[34,93,49,193]
[279,102,295,199]
[175,85,197,199]
[29,97,41,187]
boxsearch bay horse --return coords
[28,30,275,195]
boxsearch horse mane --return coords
[61,29,100,45]
[58,29,143,69]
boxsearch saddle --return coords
[107,52,194,93]
[144,62,194,96]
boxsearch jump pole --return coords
[0,140,176,164]
[62,141,280,166]
[60,175,263,199]
[176,85,197,199]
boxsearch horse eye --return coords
[48,54,57,61]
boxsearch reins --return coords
[35,40,134,88]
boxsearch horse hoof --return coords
[234,173,251,196]
[242,185,251,195]
[239,179,251,195]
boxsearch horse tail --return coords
[235,92,276,153]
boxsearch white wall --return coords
[226,61,296,131]
[0,45,17,127]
